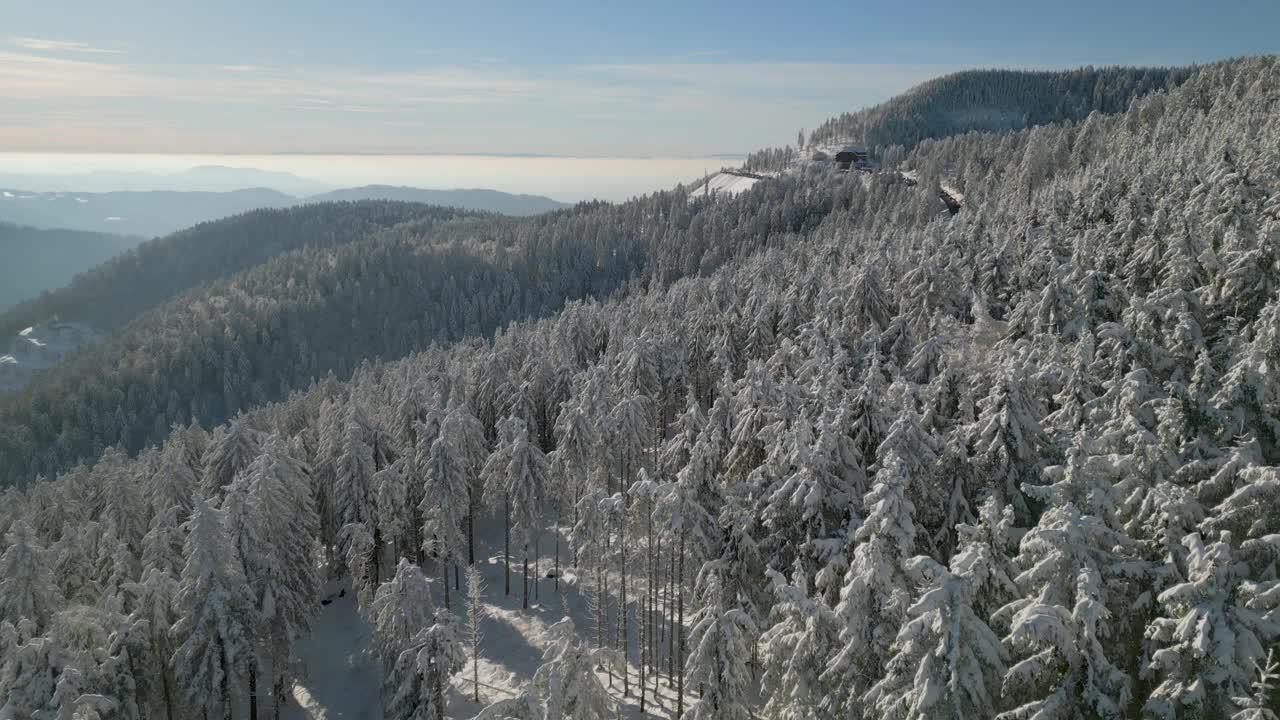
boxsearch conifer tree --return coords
[170,495,255,720]
[683,563,758,720]
[0,520,62,630]
[863,557,1006,720]
[823,450,920,711]
[1144,532,1280,720]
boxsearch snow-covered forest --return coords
[2,56,1279,719]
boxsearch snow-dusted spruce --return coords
[482,416,549,606]
[201,419,259,497]
[370,558,435,675]
[420,430,468,608]
[682,563,757,720]
[0,520,61,630]
[759,565,842,720]
[862,557,1006,720]
[385,609,465,720]
[169,495,255,720]
[1232,649,1279,720]
[1145,532,1280,720]
[823,449,921,712]
[221,433,320,719]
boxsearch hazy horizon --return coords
[0,152,746,202]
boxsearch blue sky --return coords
[4,0,1277,156]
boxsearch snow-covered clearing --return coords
[695,171,760,198]
[284,515,691,719]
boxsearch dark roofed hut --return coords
[834,145,869,170]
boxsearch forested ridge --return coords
[0,202,474,340]
[0,168,860,485]
[1,56,1278,720]
[0,224,143,314]
[745,64,1200,172]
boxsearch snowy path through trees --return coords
[284,580,383,720]
[282,516,689,719]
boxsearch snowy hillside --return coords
[690,171,761,198]
[1,58,1279,720]
[0,320,100,392]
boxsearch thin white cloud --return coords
[0,53,956,155]
[9,36,123,54]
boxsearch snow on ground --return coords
[694,171,760,198]
[283,578,383,720]
[284,515,691,720]
[0,321,101,393]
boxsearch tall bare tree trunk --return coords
[220,643,231,720]
[621,523,629,697]
[467,486,476,565]
[668,545,676,687]
[155,634,175,720]
[504,494,511,596]
[639,593,647,712]
[676,528,686,719]
[442,558,450,609]
[248,656,258,720]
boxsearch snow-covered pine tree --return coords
[759,565,842,720]
[340,521,377,610]
[863,556,1006,720]
[0,621,62,720]
[384,609,464,720]
[335,413,380,585]
[482,416,548,609]
[140,506,186,580]
[201,418,259,497]
[1144,532,1280,720]
[1232,649,1279,720]
[420,433,468,609]
[823,449,920,712]
[0,520,61,630]
[996,503,1137,720]
[124,567,181,720]
[659,448,721,717]
[234,434,320,719]
[169,494,255,720]
[970,367,1049,523]
[93,448,148,558]
[374,456,413,568]
[682,562,758,720]
[660,390,706,479]
[148,438,197,523]
[370,558,435,676]
[947,497,1020,622]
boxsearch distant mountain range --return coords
[0,165,333,195]
[0,182,570,237]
